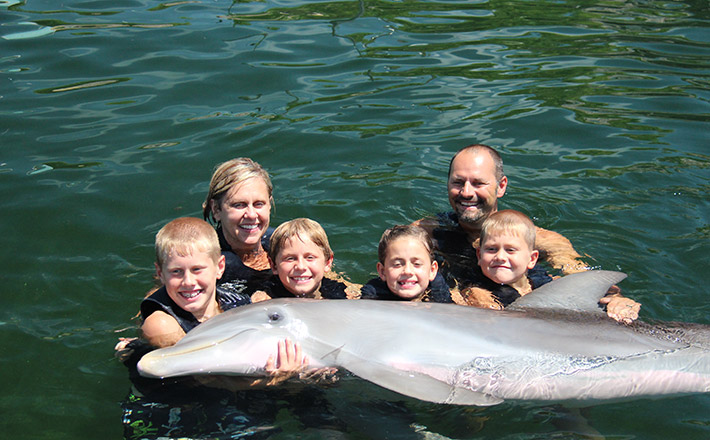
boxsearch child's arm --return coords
[456,286,505,310]
[535,227,641,323]
[324,270,362,299]
[141,310,186,348]
[250,290,273,303]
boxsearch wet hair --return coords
[447,144,505,183]
[155,217,221,269]
[268,218,333,262]
[479,210,536,250]
[202,157,273,224]
[377,224,435,264]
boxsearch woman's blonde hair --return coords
[155,217,221,269]
[202,158,273,224]
[268,218,333,261]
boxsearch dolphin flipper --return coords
[507,270,627,314]
[343,361,503,406]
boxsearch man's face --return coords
[447,149,507,229]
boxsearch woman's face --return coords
[211,178,271,252]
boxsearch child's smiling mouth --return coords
[179,289,203,299]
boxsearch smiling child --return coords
[361,224,452,302]
[457,209,555,309]
[477,209,541,294]
[251,218,352,300]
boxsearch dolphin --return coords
[137,271,710,406]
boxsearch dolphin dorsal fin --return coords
[507,270,627,314]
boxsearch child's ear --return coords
[476,246,482,265]
[527,250,540,270]
[324,254,334,273]
[268,256,278,275]
[155,262,164,283]
[216,255,226,279]
[376,262,386,281]
[429,260,438,281]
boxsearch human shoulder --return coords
[457,285,505,310]
[411,216,438,236]
[141,310,186,348]
[533,226,586,274]
[324,270,361,299]
[412,212,456,234]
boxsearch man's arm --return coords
[411,216,438,237]
[534,227,588,274]
[535,226,641,323]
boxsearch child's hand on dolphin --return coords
[264,338,307,385]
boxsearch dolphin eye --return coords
[268,312,281,322]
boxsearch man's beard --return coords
[457,201,492,228]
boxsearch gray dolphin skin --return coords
[137,271,710,406]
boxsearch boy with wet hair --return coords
[460,210,551,309]
[141,217,228,348]
[117,217,304,390]
[251,218,355,301]
[361,224,452,302]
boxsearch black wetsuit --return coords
[360,272,453,303]
[432,211,552,306]
[467,265,553,307]
[257,276,349,299]
[217,226,274,289]
[140,285,251,333]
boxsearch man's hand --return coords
[601,295,640,324]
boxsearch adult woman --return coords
[203,158,275,286]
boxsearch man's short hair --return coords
[448,144,504,182]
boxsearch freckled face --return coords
[377,237,438,300]
[448,150,507,228]
[157,250,225,320]
[477,233,538,286]
[272,237,333,297]
[211,178,271,252]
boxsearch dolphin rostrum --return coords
[137,271,710,406]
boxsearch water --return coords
[1,0,708,438]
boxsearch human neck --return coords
[194,299,221,323]
[233,243,270,270]
[290,283,322,299]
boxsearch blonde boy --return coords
[140,217,226,348]
[252,218,354,300]
[476,209,540,295]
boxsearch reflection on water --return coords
[1,0,709,438]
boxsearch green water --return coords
[1,0,708,438]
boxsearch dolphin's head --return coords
[137,299,321,379]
